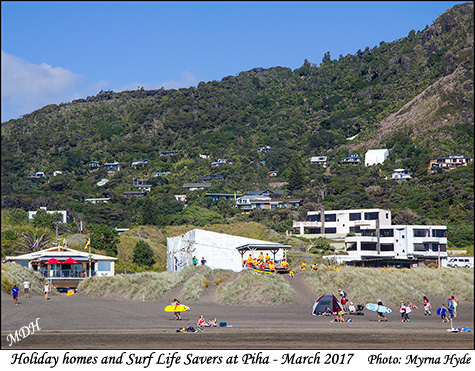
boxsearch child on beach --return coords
[173,298,182,320]
[423,296,431,316]
[400,301,410,322]
[377,299,387,322]
[439,304,449,323]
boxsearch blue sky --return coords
[1,1,466,122]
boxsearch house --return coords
[292,208,392,237]
[4,246,117,288]
[268,171,278,177]
[257,145,271,153]
[391,168,412,181]
[339,153,361,164]
[114,228,129,235]
[52,171,63,176]
[104,162,121,171]
[133,178,148,186]
[198,174,224,182]
[182,183,211,191]
[310,156,327,167]
[85,198,111,204]
[365,149,389,166]
[211,159,228,167]
[175,195,187,202]
[134,184,151,192]
[167,229,290,272]
[246,189,286,197]
[325,224,448,268]
[96,178,109,186]
[152,171,171,177]
[236,195,302,210]
[429,155,473,173]
[28,172,46,181]
[204,193,242,201]
[131,159,149,168]
[160,151,179,157]
[199,154,210,159]
[123,191,146,197]
[28,207,70,224]
[87,161,100,170]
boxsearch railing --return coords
[40,269,97,279]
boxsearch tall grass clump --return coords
[216,270,296,305]
[181,273,206,301]
[305,266,474,306]
[78,265,196,300]
[1,262,48,294]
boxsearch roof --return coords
[5,246,117,262]
[235,243,291,252]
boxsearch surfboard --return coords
[436,307,447,316]
[164,304,190,313]
[366,303,392,313]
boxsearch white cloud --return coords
[1,50,82,121]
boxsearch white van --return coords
[447,257,474,268]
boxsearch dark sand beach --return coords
[2,286,473,350]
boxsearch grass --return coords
[304,265,474,307]
[216,269,296,305]
[1,262,48,294]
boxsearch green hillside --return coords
[1,3,473,262]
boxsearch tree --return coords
[89,224,119,256]
[133,240,155,267]
[141,196,157,225]
[287,154,304,191]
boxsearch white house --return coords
[5,246,117,288]
[310,156,328,166]
[325,224,448,267]
[365,149,389,166]
[293,208,392,237]
[391,168,412,181]
[28,207,70,224]
[167,229,289,272]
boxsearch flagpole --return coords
[88,243,92,277]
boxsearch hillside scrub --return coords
[304,265,474,306]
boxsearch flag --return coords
[84,238,90,250]
[234,192,236,201]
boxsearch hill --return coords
[1,3,473,258]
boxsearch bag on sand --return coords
[219,321,227,327]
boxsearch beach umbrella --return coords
[62,258,79,264]
[45,258,61,264]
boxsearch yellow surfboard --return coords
[164,304,190,312]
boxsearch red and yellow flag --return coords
[84,238,90,250]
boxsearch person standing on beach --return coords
[451,296,458,317]
[447,297,455,321]
[200,257,207,266]
[192,256,198,266]
[44,282,50,300]
[11,285,19,305]
[173,298,181,320]
[23,279,30,298]
[423,296,431,316]
[377,299,387,322]
[339,289,348,311]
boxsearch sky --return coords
[1,1,467,122]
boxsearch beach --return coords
[1,290,473,349]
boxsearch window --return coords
[414,243,426,252]
[362,229,376,236]
[364,212,379,220]
[346,242,357,251]
[306,228,321,234]
[324,214,336,222]
[97,261,111,272]
[308,214,320,222]
[349,213,361,221]
[380,243,394,251]
[433,229,446,237]
[324,227,337,234]
[349,226,361,233]
[379,229,394,237]
[413,229,429,237]
[361,242,377,250]
[431,244,447,252]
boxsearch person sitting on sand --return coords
[323,307,332,316]
[311,262,318,270]
[348,302,356,314]
[423,296,432,316]
[301,261,307,270]
[208,317,217,327]
[198,315,209,327]
[280,259,289,268]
